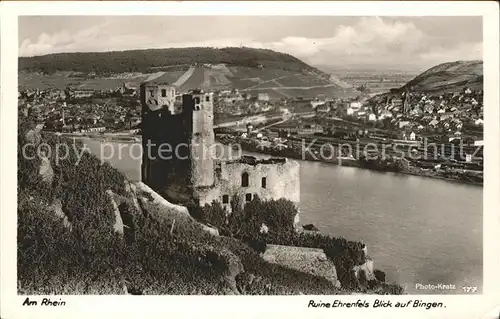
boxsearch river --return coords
[82,138,482,294]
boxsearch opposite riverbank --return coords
[55,131,482,187]
[216,135,483,187]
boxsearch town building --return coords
[398,121,410,129]
[81,126,106,133]
[379,110,393,119]
[391,98,403,109]
[350,101,362,111]
[315,103,330,114]
[69,88,95,99]
[221,90,245,104]
[258,93,270,101]
[246,123,254,135]
[140,81,300,226]
[120,82,140,96]
[311,99,327,109]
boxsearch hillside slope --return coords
[401,60,483,94]
[18,47,360,99]
[19,47,321,75]
[18,116,403,295]
[17,120,345,295]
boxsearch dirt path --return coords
[174,66,196,87]
[241,83,341,91]
[243,75,289,90]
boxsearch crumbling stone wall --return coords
[195,157,300,226]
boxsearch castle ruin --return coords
[140,81,300,225]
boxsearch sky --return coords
[18,16,483,71]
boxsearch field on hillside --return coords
[20,65,360,99]
[18,46,363,98]
[275,75,331,87]
[18,70,188,90]
[229,67,292,81]
[245,86,358,100]
[331,70,416,94]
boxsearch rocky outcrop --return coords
[24,127,54,185]
[302,224,319,231]
[201,246,244,295]
[134,182,190,217]
[262,244,340,288]
[102,181,221,238]
[134,181,220,237]
[353,258,375,281]
[106,190,125,235]
[39,156,54,184]
[124,181,142,213]
[200,224,220,236]
[25,127,42,145]
[49,198,72,231]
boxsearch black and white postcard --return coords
[1,1,499,319]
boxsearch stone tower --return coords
[140,81,215,204]
[190,90,215,188]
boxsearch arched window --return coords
[241,172,249,187]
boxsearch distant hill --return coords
[18,47,360,99]
[19,47,319,75]
[400,60,483,94]
[368,60,483,105]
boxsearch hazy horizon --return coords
[19,16,482,72]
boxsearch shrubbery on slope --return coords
[17,118,341,295]
[196,197,404,294]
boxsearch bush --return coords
[246,237,267,254]
[197,196,298,242]
[358,269,368,288]
[200,201,228,229]
[374,269,386,282]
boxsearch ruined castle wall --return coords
[141,85,194,204]
[190,93,215,188]
[157,85,176,114]
[196,159,300,215]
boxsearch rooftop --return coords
[226,155,287,166]
[140,81,171,87]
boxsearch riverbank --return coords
[56,131,141,143]
[60,131,482,186]
[217,136,483,187]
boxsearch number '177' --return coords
[462,286,478,293]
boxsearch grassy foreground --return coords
[18,116,403,295]
[17,118,346,295]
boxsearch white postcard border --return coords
[1,2,499,319]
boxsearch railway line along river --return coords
[82,138,482,294]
